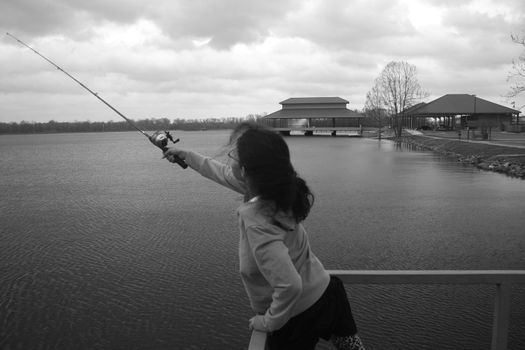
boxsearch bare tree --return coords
[363,78,387,139]
[506,33,525,108]
[368,61,428,138]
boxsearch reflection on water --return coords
[1,131,524,350]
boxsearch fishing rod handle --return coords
[171,153,189,169]
[161,147,188,169]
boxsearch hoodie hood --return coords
[239,198,297,232]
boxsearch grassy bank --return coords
[397,135,525,179]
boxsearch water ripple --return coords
[1,132,524,349]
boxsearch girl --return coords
[163,122,365,350]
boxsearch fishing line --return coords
[6,32,187,168]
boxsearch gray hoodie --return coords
[183,151,330,331]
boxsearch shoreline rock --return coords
[393,135,525,179]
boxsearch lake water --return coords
[1,130,524,350]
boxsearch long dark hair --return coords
[229,122,314,223]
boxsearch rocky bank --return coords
[396,135,525,179]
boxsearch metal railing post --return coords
[248,330,267,350]
[491,283,511,350]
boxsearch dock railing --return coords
[248,270,525,350]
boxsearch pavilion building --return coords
[261,97,363,136]
[401,94,522,133]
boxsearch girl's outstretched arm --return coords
[164,147,246,194]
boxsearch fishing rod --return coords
[6,32,188,169]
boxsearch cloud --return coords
[2,0,305,49]
[153,0,303,49]
[1,0,524,122]
[275,0,416,51]
[1,0,75,36]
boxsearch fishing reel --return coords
[149,131,188,169]
[7,32,189,170]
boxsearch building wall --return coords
[261,117,361,129]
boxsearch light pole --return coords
[468,94,476,140]
[512,102,517,126]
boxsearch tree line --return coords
[0,115,264,135]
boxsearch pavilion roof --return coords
[280,97,349,105]
[264,108,362,119]
[405,94,519,115]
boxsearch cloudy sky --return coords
[1,0,524,123]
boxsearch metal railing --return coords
[247,270,525,350]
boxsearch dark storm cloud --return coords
[151,0,302,49]
[1,0,145,40]
[2,0,303,48]
[1,0,78,37]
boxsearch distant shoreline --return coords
[0,128,220,135]
[0,117,258,135]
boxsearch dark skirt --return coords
[266,275,358,350]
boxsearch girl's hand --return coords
[249,315,267,332]
[162,147,186,163]
[162,147,189,168]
